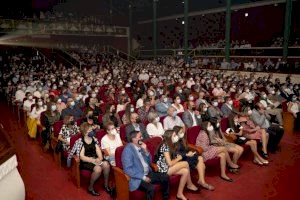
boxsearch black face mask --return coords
[137,139,143,145]
[69,120,75,125]
[192,107,196,111]
[136,118,141,124]
[111,109,116,114]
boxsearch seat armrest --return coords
[113,167,130,200]
[188,143,203,155]
[70,155,80,188]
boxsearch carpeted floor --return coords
[1,96,300,200]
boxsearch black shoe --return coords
[186,187,199,193]
[104,185,111,193]
[88,189,100,196]
[220,176,233,182]
[262,152,269,159]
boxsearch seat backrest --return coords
[96,129,107,143]
[118,110,126,119]
[159,116,166,124]
[220,117,229,133]
[115,145,125,169]
[39,111,46,126]
[119,124,127,142]
[144,137,163,161]
[70,133,82,149]
[98,114,103,124]
[53,120,64,137]
[187,125,201,145]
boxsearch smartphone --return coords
[98,161,103,166]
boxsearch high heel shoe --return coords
[261,152,269,159]
[261,160,269,165]
[253,159,263,166]
[220,176,233,182]
[87,188,100,196]
[176,196,188,200]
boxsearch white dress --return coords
[146,122,164,137]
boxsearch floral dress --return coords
[240,120,263,140]
[156,143,170,173]
[195,130,219,162]
[59,124,80,151]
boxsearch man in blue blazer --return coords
[122,131,169,200]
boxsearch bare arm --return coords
[163,151,181,167]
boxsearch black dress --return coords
[176,140,199,169]
[80,137,98,171]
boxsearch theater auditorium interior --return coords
[0,0,300,200]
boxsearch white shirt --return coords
[33,91,42,98]
[136,98,144,108]
[116,104,126,113]
[15,90,25,102]
[29,106,47,119]
[189,110,198,127]
[101,134,123,157]
[23,99,36,112]
[146,122,164,137]
[163,116,184,130]
[212,88,224,96]
[138,73,150,81]
[186,80,195,89]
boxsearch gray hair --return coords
[147,112,158,123]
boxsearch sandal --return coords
[253,159,263,166]
[199,183,215,191]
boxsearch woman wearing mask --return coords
[173,126,214,191]
[101,122,123,166]
[287,95,300,131]
[205,121,244,170]
[79,122,111,196]
[56,98,66,113]
[146,112,165,138]
[228,114,269,165]
[102,104,122,128]
[155,130,198,200]
[172,95,185,113]
[195,121,239,182]
[42,102,61,150]
[122,103,135,124]
[27,99,47,138]
[199,103,210,122]
[58,115,80,151]
[239,107,269,158]
[207,99,223,127]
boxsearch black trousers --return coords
[138,172,169,200]
[267,124,284,152]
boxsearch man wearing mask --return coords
[163,106,186,131]
[155,95,171,117]
[221,97,236,117]
[183,101,202,128]
[122,131,170,200]
[125,113,149,142]
[61,98,84,121]
[174,86,186,102]
[259,92,283,126]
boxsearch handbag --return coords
[55,140,64,153]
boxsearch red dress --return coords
[195,130,220,162]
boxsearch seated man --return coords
[155,95,171,117]
[221,97,236,117]
[259,92,283,126]
[61,98,84,121]
[122,131,170,200]
[182,101,202,128]
[125,113,149,142]
[163,106,186,132]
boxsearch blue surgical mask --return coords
[88,130,96,138]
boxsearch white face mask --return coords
[172,135,179,144]
[207,126,214,132]
[189,96,194,101]
[213,102,218,107]
[176,99,181,104]
[110,129,118,136]
[57,99,62,103]
[163,97,168,103]
[245,89,250,93]
[91,93,97,98]
[155,117,160,123]
[178,131,185,139]
[228,100,233,105]
[178,89,182,93]
[28,96,33,100]
[38,101,43,106]
[130,107,135,112]
[216,123,220,128]
[149,91,154,96]
[248,110,253,115]
[121,90,125,94]
[203,107,208,112]
[70,101,75,106]
[51,105,57,111]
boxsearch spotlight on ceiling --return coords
[245,12,249,17]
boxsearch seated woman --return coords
[56,98,66,114]
[122,103,135,124]
[58,115,80,152]
[27,99,47,138]
[172,95,185,113]
[288,95,300,131]
[173,126,214,191]
[155,130,198,200]
[199,103,210,122]
[116,96,130,113]
[204,121,243,170]
[85,97,102,124]
[101,121,123,166]
[228,114,268,165]
[42,103,61,149]
[207,98,223,127]
[195,121,239,182]
[79,122,111,196]
[239,107,269,158]
[102,104,122,128]
[146,112,164,138]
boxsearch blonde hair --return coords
[80,122,91,136]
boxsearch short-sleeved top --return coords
[101,134,123,158]
[163,116,184,130]
[156,143,171,173]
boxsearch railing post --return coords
[153,0,158,59]
[225,0,232,62]
[283,0,292,61]
[184,0,189,61]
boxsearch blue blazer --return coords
[122,143,152,191]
